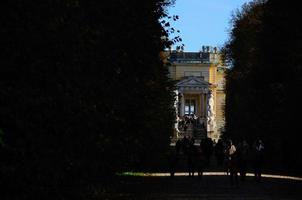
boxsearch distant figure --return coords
[223,140,230,175]
[187,136,195,177]
[169,139,182,177]
[227,140,238,186]
[175,139,182,154]
[178,119,184,130]
[183,124,188,133]
[168,149,178,178]
[196,146,206,178]
[252,139,264,182]
[199,117,206,133]
[182,135,190,156]
[215,139,224,167]
[200,137,213,168]
[238,140,250,181]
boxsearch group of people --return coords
[223,138,265,184]
[169,135,210,178]
[168,136,265,185]
[178,114,206,133]
[168,135,214,178]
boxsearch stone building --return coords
[166,46,226,142]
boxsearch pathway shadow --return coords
[102,175,302,199]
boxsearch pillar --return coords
[204,93,207,132]
[174,90,179,137]
[207,91,216,134]
[204,93,207,117]
[180,93,185,116]
[200,93,204,117]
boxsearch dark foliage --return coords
[0,0,176,198]
[223,0,302,173]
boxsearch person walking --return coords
[187,136,195,177]
[196,146,206,178]
[215,139,224,167]
[227,140,238,186]
[252,139,264,182]
[238,140,250,181]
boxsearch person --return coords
[196,146,206,178]
[178,119,184,130]
[168,148,178,178]
[252,139,264,182]
[183,124,188,133]
[223,140,230,175]
[237,140,250,181]
[227,139,238,186]
[200,137,213,168]
[175,139,182,155]
[187,136,195,177]
[215,139,224,167]
[182,135,190,155]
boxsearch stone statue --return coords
[207,91,216,132]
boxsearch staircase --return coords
[171,122,207,145]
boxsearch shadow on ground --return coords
[99,175,302,200]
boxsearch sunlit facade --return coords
[166,46,226,142]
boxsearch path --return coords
[100,173,302,199]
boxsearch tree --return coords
[223,0,266,142]
[0,0,176,198]
[223,0,302,172]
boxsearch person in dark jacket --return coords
[237,140,250,181]
[215,139,224,167]
[252,139,264,182]
[227,140,238,186]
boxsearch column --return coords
[204,93,207,117]
[207,91,216,133]
[180,93,185,116]
[174,90,179,116]
[200,93,204,117]
[204,93,207,133]
[174,90,179,137]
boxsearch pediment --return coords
[176,76,210,88]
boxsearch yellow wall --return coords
[169,59,226,139]
[215,68,226,135]
[168,66,176,79]
[209,64,217,84]
[216,68,225,91]
[169,64,210,81]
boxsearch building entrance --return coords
[185,99,196,115]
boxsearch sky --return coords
[167,0,253,51]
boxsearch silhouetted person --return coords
[168,139,183,177]
[175,139,182,154]
[168,149,178,178]
[178,120,182,131]
[223,140,230,175]
[183,124,188,133]
[227,140,238,186]
[199,117,206,133]
[237,140,250,181]
[182,135,190,156]
[201,137,213,168]
[196,146,206,178]
[215,139,224,167]
[252,139,264,182]
[187,136,195,177]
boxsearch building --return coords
[167,46,226,142]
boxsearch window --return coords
[185,99,196,115]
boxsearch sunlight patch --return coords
[118,171,302,181]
